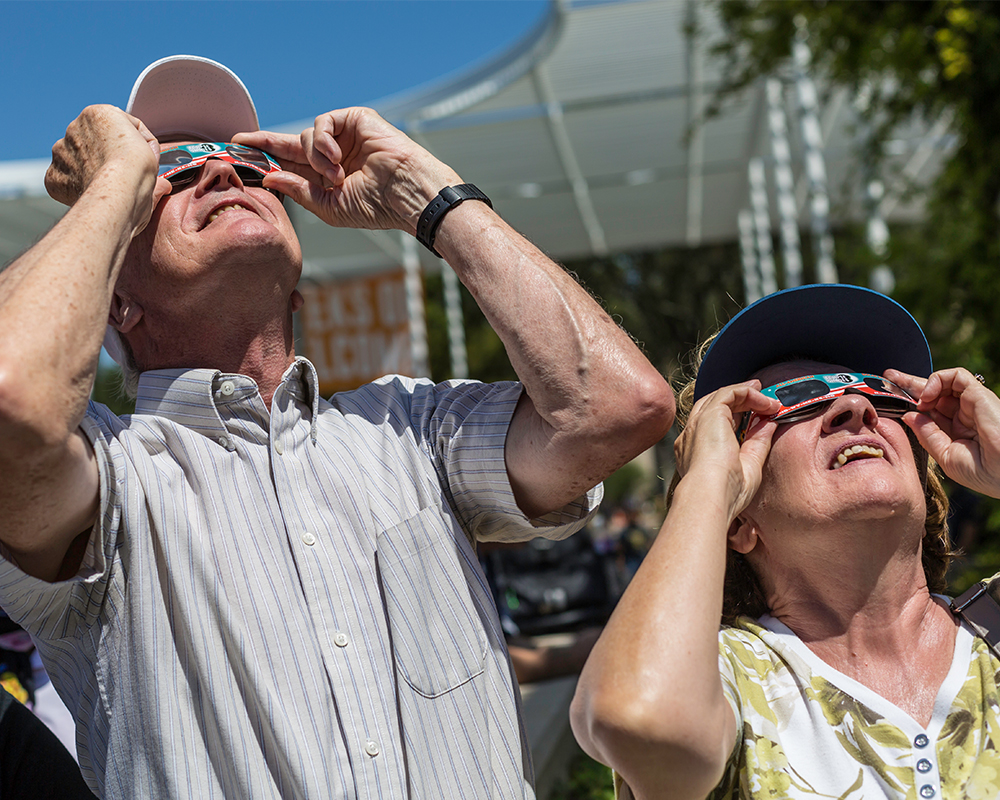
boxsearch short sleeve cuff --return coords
[0,410,118,641]
[442,382,602,542]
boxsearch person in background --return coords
[0,684,96,799]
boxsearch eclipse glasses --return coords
[158,142,282,197]
[737,372,917,443]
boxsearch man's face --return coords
[122,140,302,311]
[743,359,926,536]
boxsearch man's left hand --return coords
[233,108,460,233]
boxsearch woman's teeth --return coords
[834,444,884,468]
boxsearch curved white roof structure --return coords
[0,0,950,281]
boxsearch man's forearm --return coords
[0,166,142,440]
[0,163,146,576]
[433,201,674,516]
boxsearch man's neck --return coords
[131,305,298,411]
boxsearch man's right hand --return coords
[45,105,171,235]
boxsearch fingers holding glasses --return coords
[241,108,462,233]
[46,105,160,208]
[675,382,779,504]
[887,367,1000,498]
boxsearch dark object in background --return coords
[486,533,621,636]
[0,686,96,799]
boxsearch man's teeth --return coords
[208,205,248,223]
[834,444,885,468]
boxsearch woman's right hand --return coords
[673,381,781,521]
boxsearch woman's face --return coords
[739,360,927,555]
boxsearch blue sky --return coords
[2,0,550,161]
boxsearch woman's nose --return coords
[822,393,878,432]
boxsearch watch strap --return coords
[416,183,493,257]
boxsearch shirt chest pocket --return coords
[377,506,488,698]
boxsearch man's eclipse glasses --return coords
[158,142,283,198]
[737,372,917,443]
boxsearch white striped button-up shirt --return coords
[0,359,598,799]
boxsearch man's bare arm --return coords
[433,203,673,516]
[0,105,167,581]
[237,109,675,518]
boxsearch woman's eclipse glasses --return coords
[737,372,917,443]
[158,143,283,199]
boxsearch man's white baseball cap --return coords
[126,55,259,142]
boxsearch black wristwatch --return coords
[415,184,493,257]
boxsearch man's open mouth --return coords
[206,203,255,225]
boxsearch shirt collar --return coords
[133,358,320,443]
[279,357,321,443]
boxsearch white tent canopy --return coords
[0,0,950,282]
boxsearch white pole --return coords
[400,233,429,378]
[685,0,705,247]
[440,260,469,379]
[738,209,761,304]
[766,79,803,288]
[748,158,778,297]
[793,27,838,284]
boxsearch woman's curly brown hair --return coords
[669,333,954,626]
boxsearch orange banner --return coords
[298,268,414,394]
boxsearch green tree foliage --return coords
[91,364,135,416]
[548,751,615,800]
[710,0,1000,580]
[710,0,1000,379]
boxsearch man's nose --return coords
[195,157,246,192]
[822,393,879,432]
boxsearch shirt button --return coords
[302,532,317,546]
[364,739,380,757]
[220,380,236,396]
[919,786,935,798]
[916,759,932,773]
[914,733,929,748]
[334,632,349,647]
[274,439,284,455]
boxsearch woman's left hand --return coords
[886,367,1000,499]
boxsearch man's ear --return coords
[728,516,759,555]
[109,289,144,333]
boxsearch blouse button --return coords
[916,759,932,773]
[914,733,929,748]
